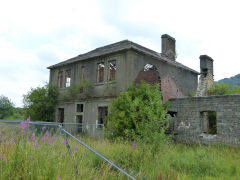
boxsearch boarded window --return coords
[58,108,64,123]
[65,70,71,87]
[201,111,217,134]
[58,71,64,88]
[98,106,108,128]
[97,62,104,83]
[76,104,84,113]
[108,60,116,81]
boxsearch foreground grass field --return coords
[0,124,240,180]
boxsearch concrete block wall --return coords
[169,95,240,146]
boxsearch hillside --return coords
[216,74,240,86]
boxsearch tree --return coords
[208,83,240,96]
[0,95,14,119]
[106,81,170,145]
[23,84,58,122]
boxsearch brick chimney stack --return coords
[161,34,176,61]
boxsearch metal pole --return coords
[61,128,136,180]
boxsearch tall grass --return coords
[0,124,240,180]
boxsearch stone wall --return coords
[169,95,240,147]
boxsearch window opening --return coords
[202,68,208,77]
[58,108,64,123]
[98,106,108,128]
[97,62,104,83]
[65,70,71,87]
[76,104,84,113]
[76,115,83,133]
[201,111,217,134]
[108,60,116,81]
[58,71,63,88]
[143,64,157,71]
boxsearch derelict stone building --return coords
[48,34,199,125]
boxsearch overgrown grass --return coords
[0,124,240,180]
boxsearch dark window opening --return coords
[108,60,116,81]
[58,108,64,123]
[202,68,208,77]
[76,115,83,133]
[166,111,177,133]
[201,111,217,134]
[97,62,104,83]
[76,104,84,113]
[98,106,108,128]
[65,70,71,87]
[58,71,63,88]
[167,111,177,117]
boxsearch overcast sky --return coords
[1,0,240,107]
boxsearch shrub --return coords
[106,81,170,146]
[23,84,58,121]
[66,80,93,98]
[0,95,14,119]
[208,83,240,95]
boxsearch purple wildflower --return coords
[48,139,51,144]
[42,126,46,130]
[132,142,136,148]
[74,146,77,152]
[42,136,46,142]
[45,131,49,136]
[57,176,61,180]
[63,140,67,144]
[3,157,6,162]
[35,140,38,146]
[29,157,32,161]
[31,133,35,141]
[26,117,30,123]
[0,155,2,160]
[20,121,27,129]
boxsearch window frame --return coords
[65,69,71,87]
[97,62,105,83]
[108,60,116,81]
[58,71,64,88]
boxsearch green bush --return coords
[23,84,58,121]
[0,95,14,119]
[106,81,170,147]
[66,80,93,98]
[208,83,240,95]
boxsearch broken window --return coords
[76,104,84,113]
[200,111,217,134]
[58,108,64,123]
[65,70,71,87]
[58,71,64,88]
[143,64,157,71]
[97,106,108,128]
[97,62,104,83]
[76,115,83,133]
[108,60,116,81]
